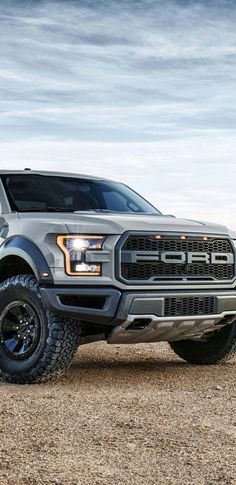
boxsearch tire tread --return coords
[0,275,81,384]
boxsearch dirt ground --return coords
[0,342,235,485]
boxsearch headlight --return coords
[232,240,236,249]
[57,235,106,276]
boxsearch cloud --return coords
[0,0,236,227]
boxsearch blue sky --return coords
[0,0,236,228]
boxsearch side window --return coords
[0,202,7,239]
[0,216,4,231]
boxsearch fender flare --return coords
[0,236,54,284]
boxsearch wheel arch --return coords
[0,236,53,284]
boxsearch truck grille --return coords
[121,262,234,280]
[123,236,232,253]
[164,296,216,316]
[118,234,235,284]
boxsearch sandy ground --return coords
[0,342,235,485]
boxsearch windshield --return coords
[1,174,161,215]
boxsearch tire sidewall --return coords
[0,281,48,376]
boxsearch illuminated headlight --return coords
[57,235,106,276]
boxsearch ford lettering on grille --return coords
[118,235,235,283]
[122,251,234,265]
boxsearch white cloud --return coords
[0,0,236,228]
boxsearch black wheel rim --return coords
[0,300,41,360]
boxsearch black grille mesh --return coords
[123,236,232,253]
[120,235,234,283]
[164,297,216,316]
[121,262,234,280]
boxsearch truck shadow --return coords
[65,345,235,389]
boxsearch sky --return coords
[0,0,236,228]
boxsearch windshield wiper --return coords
[18,207,78,213]
[18,207,156,214]
[74,209,155,214]
[47,207,78,212]
[74,209,114,213]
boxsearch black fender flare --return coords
[0,236,54,284]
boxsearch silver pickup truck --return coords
[0,169,235,383]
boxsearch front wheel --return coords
[0,275,81,384]
[169,322,236,365]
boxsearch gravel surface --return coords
[0,342,235,485]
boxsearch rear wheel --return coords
[0,275,81,384]
[169,323,236,365]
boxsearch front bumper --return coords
[41,286,236,323]
[41,286,236,343]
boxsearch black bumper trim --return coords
[40,287,121,324]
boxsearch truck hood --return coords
[18,212,230,236]
[18,213,229,234]
[65,213,230,235]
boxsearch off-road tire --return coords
[169,322,236,365]
[0,275,81,384]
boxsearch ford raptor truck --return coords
[0,169,235,384]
